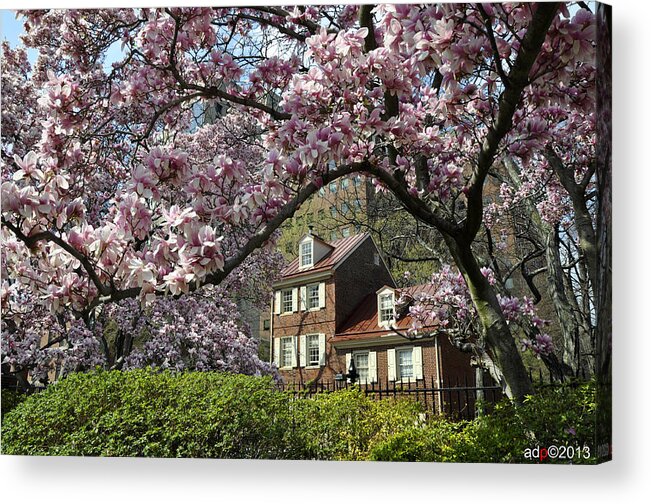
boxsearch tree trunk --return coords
[445,236,533,402]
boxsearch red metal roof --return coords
[335,283,439,339]
[280,232,370,280]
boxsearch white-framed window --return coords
[355,352,369,383]
[307,334,320,366]
[299,333,326,368]
[300,282,325,311]
[379,292,395,324]
[346,350,377,383]
[274,288,298,315]
[280,337,294,368]
[282,289,293,313]
[307,284,319,309]
[387,347,423,382]
[397,348,414,380]
[300,240,313,268]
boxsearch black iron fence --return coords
[278,375,503,421]
[277,368,581,421]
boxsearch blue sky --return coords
[1,9,123,67]
[1,10,38,61]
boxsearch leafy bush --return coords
[1,369,294,458]
[290,388,424,460]
[1,389,29,420]
[2,370,597,463]
[1,371,423,460]
[369,381,598,463]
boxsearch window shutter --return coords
[291,287,298,312]
[387,349,396,381]
[345,352,351,374]
[368,351,377,383]
[273,338,280,366]
[318,282,326,308]
[274,291,281,314]
[413,346,423,379]
[299,335,306,367]
[318,333,326,366]
[299,286,307,311]
[291,336,298,367]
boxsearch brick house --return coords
[269,230,474,387]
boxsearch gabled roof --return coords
[335,282,439,340]
[280,232,370,280]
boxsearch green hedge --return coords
[369,381,598,463]
[1,370,597,462]
[1,389,29,420]
[1,370,293,458]
[0,370,422,459]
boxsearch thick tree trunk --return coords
[445,236,533,401]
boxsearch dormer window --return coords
[300,240,313,268]
[377,287,396,326]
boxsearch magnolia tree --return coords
[1,4,600,400]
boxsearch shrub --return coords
[1,369,294,458]
[1,389,29,420]
[369,381,598,463]
[290,387,424,460]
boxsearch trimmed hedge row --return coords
[1,370,597,462]
[0,369,422,459]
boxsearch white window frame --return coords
[378,290,395,326]
[278,288,297,315]
[299,333,326,368]
[300,240,313,268]
[396,348,414,381]
[277,336,297,369]
[299,282,325,312]
[306,283,320,310]
[387,346,423,382]
[306,334,320,367]
[346,350,377,384]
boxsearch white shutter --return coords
[274,291,281,314]
[368,351,377,383]
[387,349,396,381]
[299,335,306,367]
[318,282,326,309]
[413,346,423,379]
[318,333,326,366]
[345,352,352,374]
[291,336,298,367]
[299,286,307,311]
[273,338,280,366]
[291,287,298,312]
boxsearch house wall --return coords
[334,339,440,384]
[437,335,476,386]
[333,238,395,331]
